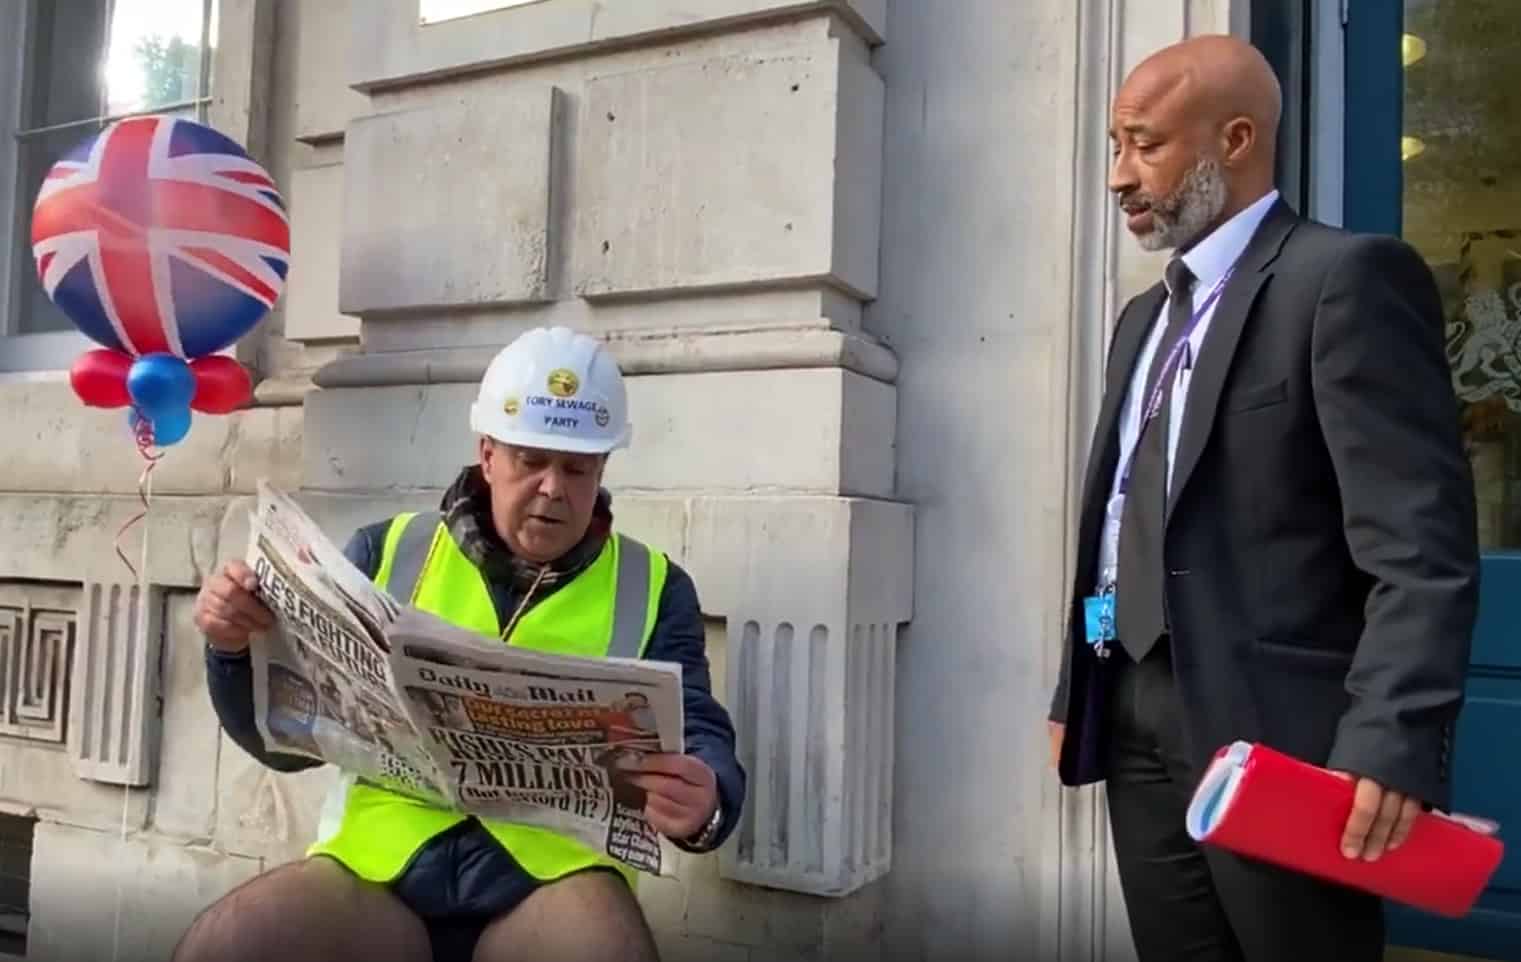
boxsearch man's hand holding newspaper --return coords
[227,481,691,877]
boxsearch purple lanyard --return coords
[1116,266,1235,495]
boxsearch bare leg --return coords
[472,870,659,962]
[173,856,431,962]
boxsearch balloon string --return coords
[114,409,163,580]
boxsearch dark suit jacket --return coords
[1050,199,1480,810]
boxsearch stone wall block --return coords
[655,932,752,962]
[151,593,224,840]
[1,381,303,500]
[293,0,369,142]
[340,86,559,314]
[214,733,338,863]
[27,822,261,962]
[574,39,883,300]
[304,369,896,497]
[0,495,226,590]
[284,162,359,341]
[229,405,306,495]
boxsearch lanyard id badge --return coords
[1080,263,1236,659]
[1083,588,1116,659]
[1083,494,1127,658]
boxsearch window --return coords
[1396,1,1521,550]
[0,0,217,372]
[0,814,35,956]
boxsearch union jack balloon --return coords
[29,115,291,445]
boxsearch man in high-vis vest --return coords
[177,327,745,962]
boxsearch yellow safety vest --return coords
[306,510,667,889]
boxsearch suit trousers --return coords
[1104,641,1385,962]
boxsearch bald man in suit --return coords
[1047,35,1479,962]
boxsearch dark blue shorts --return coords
[388,818,542,962]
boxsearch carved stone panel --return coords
[0,584,77,745]
[69,582,165,787]
[722,616,895,897]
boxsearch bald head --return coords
[1109,35,1282,251]
[1128,35,1282,156]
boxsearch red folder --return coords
[1185,741,1505,918]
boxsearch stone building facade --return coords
[0,2,1248,961]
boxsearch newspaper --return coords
[243,481,685,877]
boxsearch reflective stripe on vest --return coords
[307,515,666,887]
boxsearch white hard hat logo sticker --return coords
[546,369,580,398]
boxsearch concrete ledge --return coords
[351,0,885,94]
[313,327,899,388]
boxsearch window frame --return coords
[1250,0,1315,216]
[0,0,216,375]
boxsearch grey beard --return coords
[1135,157,1228,252]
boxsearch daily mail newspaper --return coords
[243,481,685,877]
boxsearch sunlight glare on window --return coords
[102,0,206,116]
[419,0,549,26]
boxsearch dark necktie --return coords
[1115,257,1195,663]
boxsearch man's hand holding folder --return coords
[1333,771,1424,862]
[1187,741,1504,918]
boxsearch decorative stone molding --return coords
[0,578,166,785]
[694,497,912,897]
[723,616,896,896]
[0,586,76,745]
[351,0,885,94]
[313,328,900,389]
[69,582,165,788]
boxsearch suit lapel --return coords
[1166,200,1299,516]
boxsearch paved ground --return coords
[1387,949,1498,962]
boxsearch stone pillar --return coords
[867,1,1250,961]
[303,1,910,957]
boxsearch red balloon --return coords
[189,356,252,414]
[70,349,132,408]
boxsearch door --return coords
[1342,1,1521,958]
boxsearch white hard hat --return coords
[469,326,632,454]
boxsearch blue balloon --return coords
[128,405,192,447]
[127,354,195,416]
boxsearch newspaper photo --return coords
[243,481,686,877]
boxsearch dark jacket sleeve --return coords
[1312,234,1480,809]
[205,522,389,773]
[644,561,747,852]
[1049,613,1073,724]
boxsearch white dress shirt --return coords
[1095,190,1279,588]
